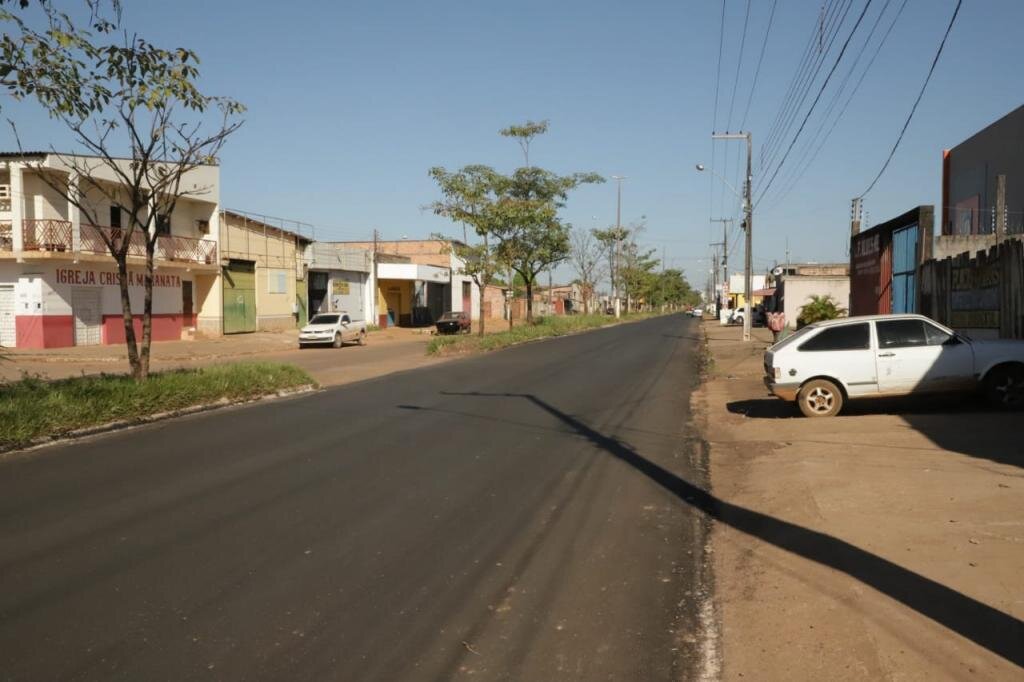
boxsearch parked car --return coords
[764,313,1024,417]
[690,308,703,318]
[435,310,471,335]
[299,313,367,348]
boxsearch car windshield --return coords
[310,314,339,324]
[439,312,461,321]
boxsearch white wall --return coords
[782,277,851,328]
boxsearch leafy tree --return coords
[432,122,602,324]
[592,225,629,306]
[3,2,244,380]
[798,294,847,327]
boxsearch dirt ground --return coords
[695,323,1023,680]
[0,326,442,386]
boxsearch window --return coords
[109,205,121,229]
[341,315,351,324]
[155,213,171,235]
[924,322,953,346]
[267,270,288,294]
[799,323,870,352]
[876,320,928,348]
[310,314,339,324]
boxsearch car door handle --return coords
[878,352,895,357]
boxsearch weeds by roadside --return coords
[426,312,666,355]
[0,362,315,451]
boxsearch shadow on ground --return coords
[727,397,1024,469]
[433,390,1023,667]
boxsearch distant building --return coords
[768,263,850,329]
[336,239,479,328]
[937,105,1024,259]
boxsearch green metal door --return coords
[223,260,257,334]
[296,278,308,327]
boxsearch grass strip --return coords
[427,312,664,356]
[0,361,315,451]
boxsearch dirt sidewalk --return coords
[695,323,1023,680]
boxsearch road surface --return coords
[0,314,710,681]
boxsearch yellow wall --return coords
[378,279,412,321]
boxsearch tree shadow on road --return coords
[441,390,1024,667]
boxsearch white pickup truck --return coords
[299,312,367,349]
[764,313,1024,417]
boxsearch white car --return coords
[764,314,1024,417]
[299,312,367,349]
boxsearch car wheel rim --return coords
[805,387,834,414]
[994,372,1024,406]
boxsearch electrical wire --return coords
[859,0,962,197]
[759,0,846,169]
[761,0,906,212]
[755,0,876,207]
[758,0,853,183]
[739,0,778,130]
[709,0,727,235]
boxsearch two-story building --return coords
[0,152,221,348]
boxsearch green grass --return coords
[0,361,315,451]
[427,312,663,356]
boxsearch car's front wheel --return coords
[984,364,1024,410]
[357,330,367,346]
[797,379,844,418]
[332,333,343,349]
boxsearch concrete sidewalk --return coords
[695,323,1022,680]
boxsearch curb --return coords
[0,384,319,458]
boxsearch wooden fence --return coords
[919,239,1024,338]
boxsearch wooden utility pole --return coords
[712,131,752,341]
[850,197,863,236]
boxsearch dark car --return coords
[435,311,471,335]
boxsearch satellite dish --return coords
[771,266,784,276]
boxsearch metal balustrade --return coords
[11,221,217,264]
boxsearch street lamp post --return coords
[697,131,753,341]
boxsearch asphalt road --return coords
[0,314,709,681]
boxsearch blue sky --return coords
[6,0,1023,288]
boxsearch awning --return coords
[752,287,776,297]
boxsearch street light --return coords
[697,131,753,342]
[695,164,745,208]
[610,175,627,319]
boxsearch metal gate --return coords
[222,260,257,334]
[71,288,102,346]
[329,271,365,318]
[891,224,919,313]
[0,285,15,347]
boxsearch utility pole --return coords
[995,174,1007,241]
[372,228,379,327]
[611,175,626,318]
[850,197,863,236]
[712,132,753,341]
[710,217,732,314]
[709,240,724,315]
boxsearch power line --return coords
[860,0,962,197]
[759,0,847,168]
[759,0,854,181]
[725,0,753,131]
[755,0,876,207]
[739,0,778,129]
[762,0,904,211]
[710,0,727,224]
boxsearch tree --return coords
[592,225,629,308]
[568,227,603,314]
[3,4,244,380]
[428,164,506,336]
[798,294,847,327]
[432,122,602,324]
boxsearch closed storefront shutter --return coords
[0,285,15,347]
[223,260,257,334]
[71,288,102,346]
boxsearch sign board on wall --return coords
[951,262,999,328]
[332,280,350,295]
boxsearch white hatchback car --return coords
[764,314,1024,417]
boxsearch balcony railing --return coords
[0,221,11,251]
[13,221,217,264]
[23,219,74,252]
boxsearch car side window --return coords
[798,323,870,351]
[923,322,953,346]
[341,315,351,324]
[876,320,928,348]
